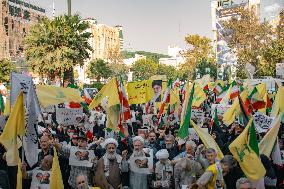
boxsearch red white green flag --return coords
[157,79,172,123]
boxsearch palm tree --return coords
[25,14,92,86]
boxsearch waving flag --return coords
[157,79,172,120]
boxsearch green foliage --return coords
[121,51,170,62]
[87,59,113,82]
[0,59,16,83]
[223,8,273,78]
[83,82,104,90]
[131,59,158,81]
[109,63,129,80]
[25,14,92,84]
[193,60,217,80]
[157,64,178,80]
[179,34,215,80]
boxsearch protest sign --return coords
[129,148,153,174]
[69,147,96,167]
[30,169,51,189]
[253,112,274,133]
[56,107,83,126]
[211,104,231,117]
[188,128,209,141]
[191,107,204,126]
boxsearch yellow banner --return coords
[36,85,83,108]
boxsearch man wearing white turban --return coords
[94,138,123,189]
[152,149,173,189]
[121,136,149,189]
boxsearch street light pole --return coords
[67,0,71,16]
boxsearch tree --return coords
[260,10,284,77]
[180,34,215,79]
[121,51,170,62]
[0,59,16,83]
[131,59,158,81]
[193,59,217,80]
[157,64,178,80]
[109,63,129,80]
[25,14,92,85]
[88,59,113,82]
[223,8,273,78]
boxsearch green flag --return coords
[178,83,195,139]
[249,121,259,156]
[0,93,5,114]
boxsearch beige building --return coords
[0,0,45,64]
[76,18,122,84]
[84,18,121,60]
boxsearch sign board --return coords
[276,63,284,78]
[253,112,274,133]
[191,107,204,126]
[211,104,231,117]
[69,147,96,167]
[56,107,83,126]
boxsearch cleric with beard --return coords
[94,138,123,189]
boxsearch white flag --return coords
[10,72,41,167]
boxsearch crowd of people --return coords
[0,80,284,189]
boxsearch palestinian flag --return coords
[157,79,172,122]
[229,81,239,99]
[178,83,195,139]
[117,77,131,137]
[203,84,209,94]
[0,93,4,115]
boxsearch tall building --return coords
[0,0,45,64]
[76,18,122,84]
[115,25,124,51]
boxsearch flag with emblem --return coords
[248,83,266,110]
[117,77,131,136]
[157,79,172,123]
[229,81,239,99]
[229,119,266,181]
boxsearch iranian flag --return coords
[117,77,131,136]
[216,85,229,103]
[157,79,172,123]
[229,81,239,99]
[248,83,266,110]
[213,83,223,94]
[82,89,92,105]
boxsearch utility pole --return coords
[67,0,71,16]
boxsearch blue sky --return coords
[33,0,213,54]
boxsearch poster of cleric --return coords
[69,147,96,167]
[129,148,153,174]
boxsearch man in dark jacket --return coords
[160,134,179,160]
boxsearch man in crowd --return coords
[94,138,123,189]
[22,155,53,189]
[121,136,149,189]
[153,149,173,188]
[37,135,54,167]
[236,178,253,189]
[161,134,179,160]
[54,134,96,188]
[197,148,224,189]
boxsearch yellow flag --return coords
[89,78,120,109]
[0,92,25,166]
[50,148,64,189]
[229,119,266,181]
[259,115,281,157]
[126,80,152,104]
[271,86,284,116]
[192,85,206,107]
[191,120,224,160]
[223,90,248,125]
[36,85,83,107]
[17,159,22,189]
[105,105,120,131]
[255,83,266,99]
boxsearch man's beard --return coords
[165,143,173,149]
[106,152,116,160]
[133,150,144,157]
